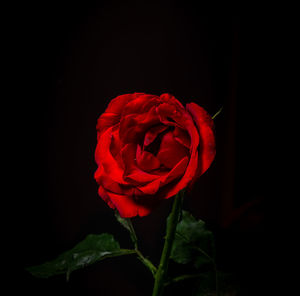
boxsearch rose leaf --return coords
[170,210,215,269]
[26,233,135,281]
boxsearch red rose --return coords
[94,93,215,218]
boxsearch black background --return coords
[9,2,275,296]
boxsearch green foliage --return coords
[167,210,221,295]
[170,210,215,268]
[27,233,135,281]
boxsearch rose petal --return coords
[95,126,128,185]
[136,178,161,195]
[144,125,168,147]
[186,103,216,177]
[107,191,139,217]
[173,127,191,149]
[119,106,160,143]
[160,93,185,109]
[136,144,161,171]
[96,93,145,139]
[98,186,116,209]
[110,125,123,157]
[105,93,145,114]
[122,94,159,116]
[96,113,120,139]
[157,131,189,169]
[103,190,153,218]
[157,108,201,199]
[156,103,180,127]
[160,156,189,184]
[98,173,134,196]
[121,143,160,184]
[140,156,189,197]
[94,164,104,183]
[160,152,199,200]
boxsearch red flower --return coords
[94,93,215,218]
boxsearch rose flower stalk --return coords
[94,93,216,218]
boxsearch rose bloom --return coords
[94,93,215,218]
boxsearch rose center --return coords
[143,126,174,156]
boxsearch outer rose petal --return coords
[96,93,145,138]
[160,93,185,109]
[96,113,120,140]
[186,102,216,177]
[156,103,181,127]
[122,94,159,115]
[98,186,116,209]
[105,93,145,114]
[119,106,160,143]
[102,189,153,218]
[95,126,128,185]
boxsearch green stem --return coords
[136,249,157,276]
[126,218,157,276]
[126,218,138,250]
[152,191,183,296]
